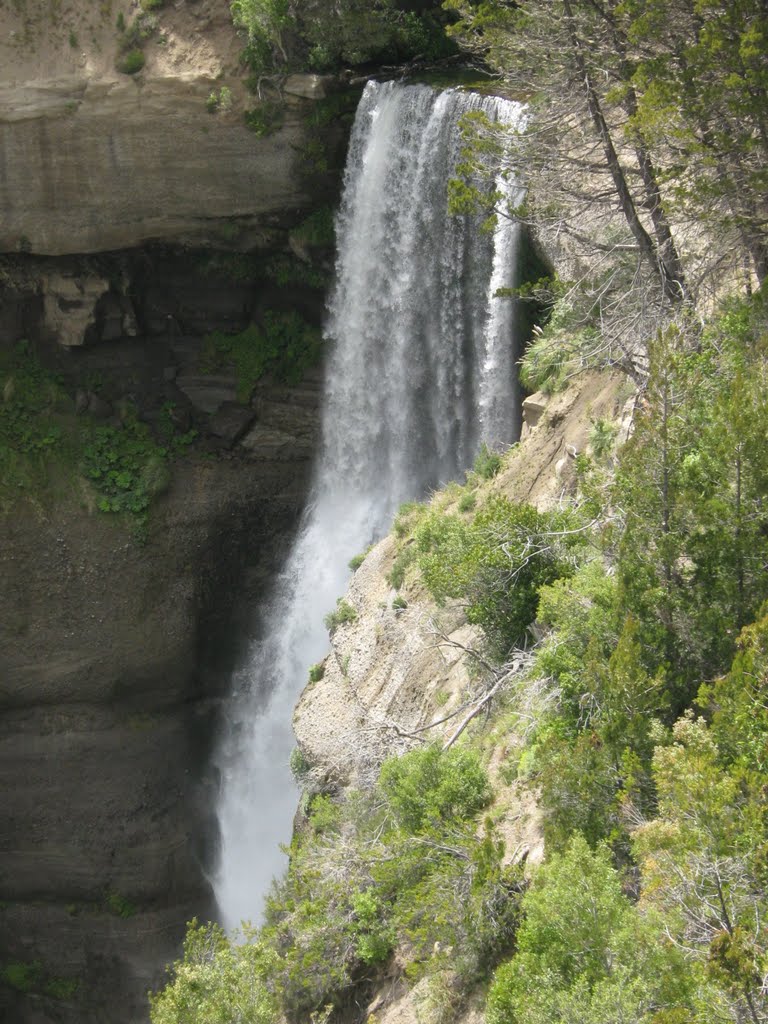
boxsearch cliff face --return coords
[292,371,629,1024]
[0,0,336,255]
[0,247,325,1021]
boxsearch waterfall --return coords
[213,80,526,931]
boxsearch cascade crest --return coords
[214,81,526,930]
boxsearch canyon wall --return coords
[0,3,346,1019]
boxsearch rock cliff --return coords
[293,370,629,1024]
[0,0,338,255]
[0,250,326,1020]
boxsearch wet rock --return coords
[209,402,256,448]
[176,373,237,415]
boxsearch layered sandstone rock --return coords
[0,0,332,255]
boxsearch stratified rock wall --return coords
[0,252,324,1022]
[0,0,334,255]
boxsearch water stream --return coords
[214,80,526,931]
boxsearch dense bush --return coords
[203,312,322,400]
[378,745,490,834]
[415,496,583,658]
[117,48,145,74]
[487,835,693,1024]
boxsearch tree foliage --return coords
[487,835,694,1024]
[414,496,584,658]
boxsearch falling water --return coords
[214,81,527,931]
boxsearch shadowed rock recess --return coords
[0,251,326,1023]
[0,1,350,1018]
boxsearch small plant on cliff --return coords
[0,342,69,509]
[348,545,372,571]
[244,103,284,136]
[207,86,234,114]
[202,313,322,401]
[324,598,357,633]
[473,442,502,480]
[308,662,325,683]
[1,960,79,1000]
[105,890,137,919]
[117,47,145,74]
[81,417,169,533]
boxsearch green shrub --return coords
[292,207,336,249]
[150,921,279,1024]
[348,545,372,571]
[387,543,416,589]
[392,595,408,610]
[393,500,427,538]
[473,442,502,479]
[486,836,688,1024]
[458,491,477,513]
[263,254,329,290]
[68,29,78,47]
[82,419,167,527]
[105,890,137,918]
[289,746,311,781]
[244,103,283,136]
[207,86,233,113]
[416,498,582,659]
[0,342,69,507]
[1,960,79,1000]
[324,598,357,633]
[202,313,322,400]
[118,47,145,74]
[308,662,325,683]
[351,890,394,965]
[44,976,79,1000]
[589,417,618,460]
[379,745,491,834]
[1,961,42,993]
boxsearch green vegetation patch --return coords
[1,960,79,1000]
[323,598,357,633]
[117,46,144,74]
[0,344,195,534]
[202,312,322,401]
[0,341,71,507]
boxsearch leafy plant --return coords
[81,419,168,531]
[105,890,137,918]
[150,921,279,1024]
[117,47,145,74]
[202,313,322,401]
[458,491,477,513]
[324,598,357,633]
[244,103,283,136]
[416,497,583,659]
[0,342,69,506]
[348,545,371,571]
[289,745,311,781]
[292,207,336,249]
[473,442,502,480]
[308,662,325,683]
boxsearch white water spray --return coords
[214,81,526,930]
